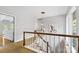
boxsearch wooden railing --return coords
[23,31,79,53]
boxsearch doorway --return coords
[0,13,15,47]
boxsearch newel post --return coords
[47,42,49,53]
[78,37,79,53]
[23,32,25,46]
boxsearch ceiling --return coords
[0,6,68,19]
[28,6,68,18]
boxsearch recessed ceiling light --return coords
[41,11,45,14]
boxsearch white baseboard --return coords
[14,36,34,42]
[14,39,23,42]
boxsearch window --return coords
[72,11,77,48]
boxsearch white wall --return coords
[66,14,73,35]
[38,15,66,34]
[0,7,38,42]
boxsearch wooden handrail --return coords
[23,31,79,53]
[23,31,79,38]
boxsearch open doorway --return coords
[0,13,15,47]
